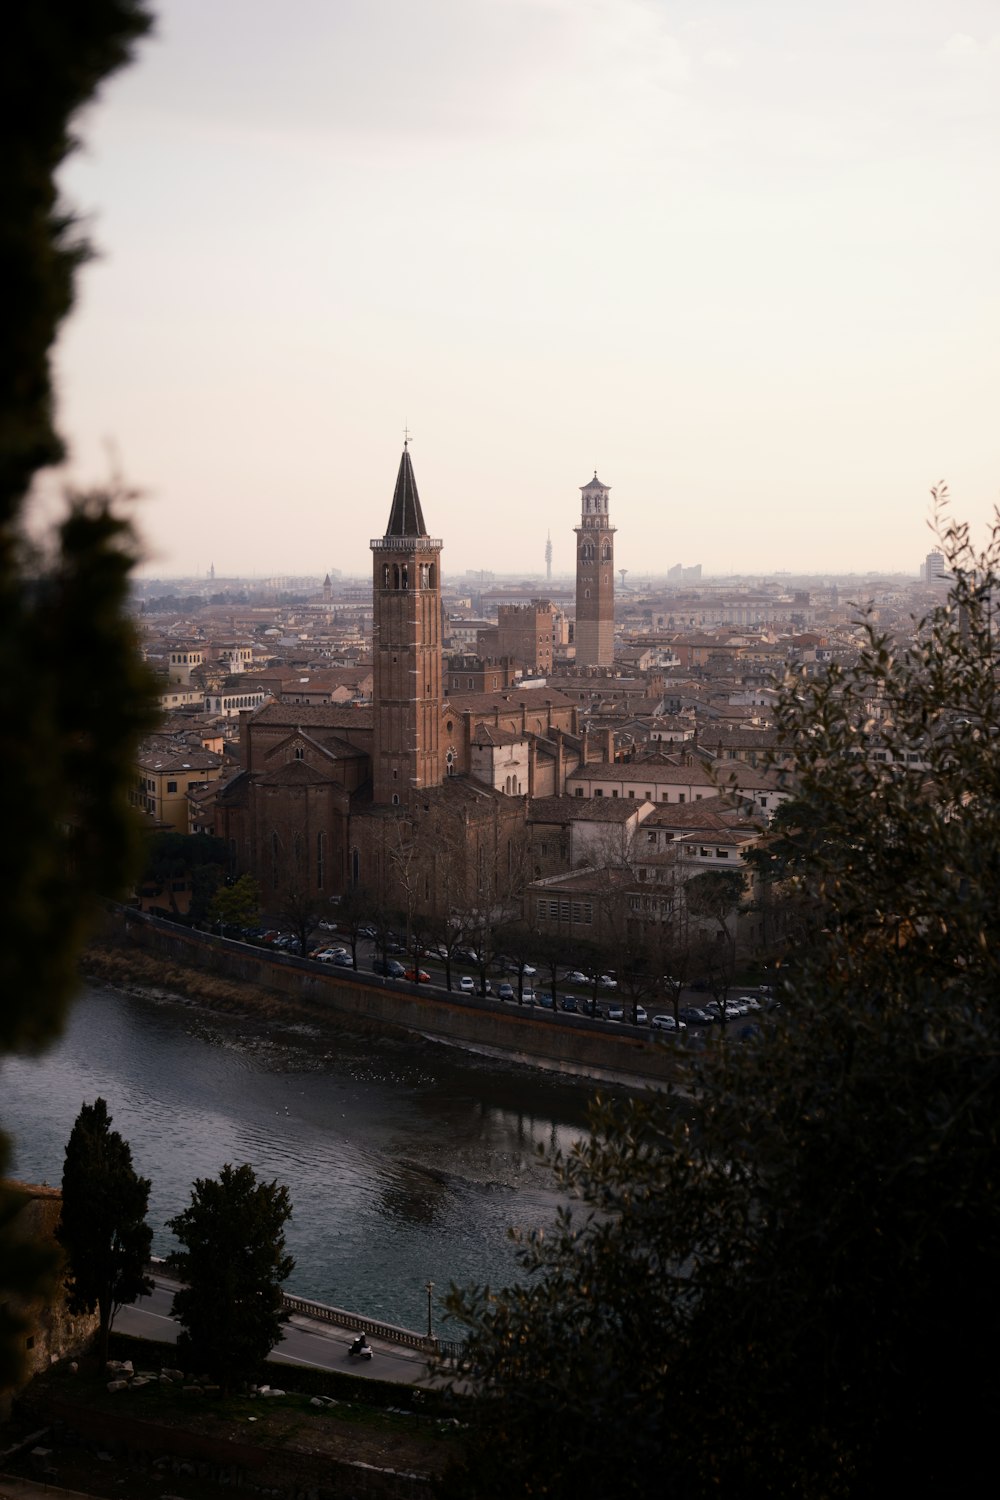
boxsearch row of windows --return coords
[575,787,703,803]
[580,542,613,561]
[381,562,436,591]
[535,898,593,924]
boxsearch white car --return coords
[651,1013,687,1033]
[459,975,475,992]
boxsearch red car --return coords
[404,968,431,984]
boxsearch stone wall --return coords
[112,910,679,1089]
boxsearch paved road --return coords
[116,1276,435,1386]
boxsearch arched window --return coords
[401,564,408,590]
[383,563,390,588]
[392,564,400,589]
[392,793,400,805]
[602,542,611,561]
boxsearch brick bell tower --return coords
[574,471,615,669]
[370,444,444,805]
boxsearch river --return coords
[1,981,633,1332]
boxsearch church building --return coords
[214,448,587,920]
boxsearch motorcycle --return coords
[349,1334,373,1359]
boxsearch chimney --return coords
[604,728,614,763]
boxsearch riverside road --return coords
[117,1274,435,1385]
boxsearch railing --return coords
[150,1259,437,1354]
[281,1292,437,1353]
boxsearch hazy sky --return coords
[47,0,999,580]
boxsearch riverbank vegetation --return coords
[438,502,1000,1498]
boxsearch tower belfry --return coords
[574,472,615,668]
[370,447,444,805]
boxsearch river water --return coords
[2,982,630,1333]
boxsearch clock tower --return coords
[574,472,615,669]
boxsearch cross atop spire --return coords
[384,446,427,538]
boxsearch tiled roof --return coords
[446,688,576,713]
[257,759,333,786]
[528,796,645,824]
[471,723,527,747]
[251,702,373,729]
[567,761,716,785]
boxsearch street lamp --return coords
[426,1280,434,1339]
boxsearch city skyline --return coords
[41,0,1000,578]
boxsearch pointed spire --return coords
[384,447,428,538]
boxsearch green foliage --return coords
[208,874,262,932]
[683,867,745,936]
[440,502,1000,1497]
[143,831,228,919]
[0,1,154,1391]
[168,1164,294,1393]
[56,1098,153,1368]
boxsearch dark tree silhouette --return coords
[168,1164,294,1393]
[57,1098,153,1367]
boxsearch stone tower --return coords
[370,446,444,805]
[574,472,615,669]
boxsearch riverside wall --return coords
[109,910,680,1089]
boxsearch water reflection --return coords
[1,982,624,1328]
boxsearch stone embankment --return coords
[91,908,683,1089]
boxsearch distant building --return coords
[924,551,948,585]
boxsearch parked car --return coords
[559,995,579,1013]
[651,1013,687,1033]
[459,975,476,992]
[358,925,377,940]
[372,958,406,978]
[679,1006,714,1025]
[607,1005,624,1022]
[536,992,554,1008]
[318,919,339,931]
[331,952,353,967]
[578,997,606,1019]
[404,968,431,983]
[564,970,590,985]
[497,981,514,1000]
[597,974,618,989]
[521,989,539,1005]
